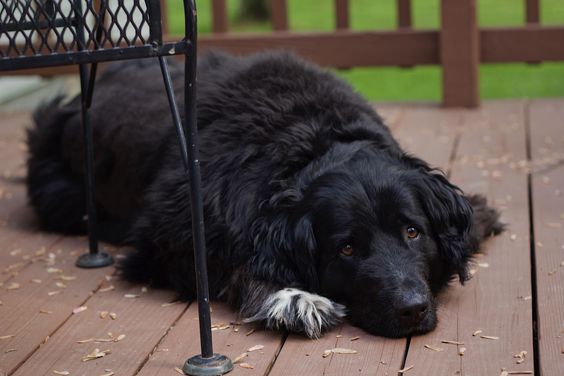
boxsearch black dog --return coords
[26,51,503,338]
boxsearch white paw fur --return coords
[244,288,346,338]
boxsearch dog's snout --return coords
[396,296,429,326]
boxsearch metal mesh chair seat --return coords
[0,0,186,70]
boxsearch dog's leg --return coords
[243,287,346,338]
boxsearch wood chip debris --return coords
[48,291,60,296]
[174,367,184,374]
[100,372,114,376]
[77,333,125,344]
[424,344,443,352]
[518,295,532,301]
[480,335,500,340]
[239,363,254,369]
[472,330,483,336]
[245,329,255,336]
[510,234,517,241]
[72,306,87,314]
[322,348,358,357]
[52,371,70,375]
[6,282,20,290]
[247,344,264,352]
[458,347,466,356]
[398,365,414,374]
[55,282,67,289]
[109,312,117,320]
[31,279,42,283]
[59,275,76,281]
[350,336,360,341]
[4,348,16,353]
[211,323,230,331]
[40,309,52,314]
[500,370,533,375]
[232,352,248,364]
[124,294,139,299]
[0,334,15,340]
[47,267,63,273]
[81,348,111,362]
[161,301,180,307]
[99,285,115,293]
[478,262,489,268]
[99,311,109,319]
[514,350,527,364]
[441,340,464,345]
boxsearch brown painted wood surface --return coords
[397,0,412,29]
[526,0,540,24]
[270,0,288,31]
[440,0,479,108]
[529,99,564,376]
[2,100,564,374]
[211,0,229,33]
[137,302,285,376]
[405,101,535,375]
[335,0,349,30]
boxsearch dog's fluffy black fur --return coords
[26,51,503,338]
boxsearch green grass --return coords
[167,0,564,102]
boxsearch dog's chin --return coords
[349,308,438,338]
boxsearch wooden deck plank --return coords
[11,277,186,376]
[137,302,284,376]
[529,99,564,376]
[0,237,112,375]
[269,104,460,376]
[405,100,535,375]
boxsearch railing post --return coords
[211,0,228,33]
[271,0,288,31]
[397,0,411,29]
[335,0,349,30]
[525,0,540,24]
[440,0,480,108]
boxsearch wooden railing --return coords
[3,0,564,107]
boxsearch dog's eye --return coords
[406,227,420,239]
[340,245,354,256]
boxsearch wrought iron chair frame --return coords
[0,1,231,374]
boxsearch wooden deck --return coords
[0,94,563,375]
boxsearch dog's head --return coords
[252,147,474,338]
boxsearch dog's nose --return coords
[396,298,428,326]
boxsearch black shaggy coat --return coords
[27,51,503,338]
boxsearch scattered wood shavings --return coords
[514,350,527,364]
[424,344,443,352]
[518,295,532,301]
[72,306,87,314]
[350,336,360,341]
[59,275,76,281]
[472,330,483,336]
[458,347,466,356]
[161,301,179,307]
[441,340,464,345]
[510,234,517,241]
[40,309,52,314]
[211,323,230,331]
[174,367,184,374]
[478,262,489,268]
[81,348,111,362]
[115,334,126,342]
[398,365,414,374]
[109,312,117,320]
[48,291,60,296]
[99,286,115,293]
[124,294,139,299]
[480,335,499,340]
[239,363,254,369]
[141,286,148,293]
[247,344,264,352]
[99,311,109,319]
[47,267,62,273]
[100,372,114,376]
[6,282,20,290]
[52,371,70,375]
[335,334,342,338]
[323,347,358,358]
[245,329,255,336]
[232,352,248,364]
[55,282,66,289]
[0,334,15,340]
[4,348,16,353]
[546,222,562,228]
[31,279,42,284]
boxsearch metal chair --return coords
[0,1,232,374]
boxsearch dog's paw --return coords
[244,288,346,338]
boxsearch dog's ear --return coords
[250,190,319,291]
[408,158,474,283]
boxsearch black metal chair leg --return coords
[157,55,233,375]
[75,62,114,269]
